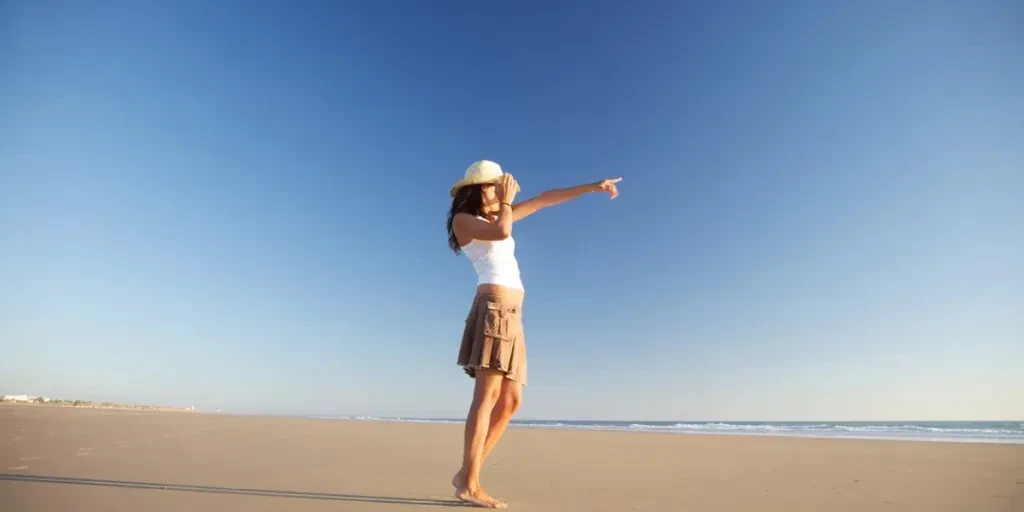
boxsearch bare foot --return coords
[455,486,507,508]
[452,471,507,508]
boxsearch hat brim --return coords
[450,177,521,197]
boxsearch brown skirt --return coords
[457,291,527,386]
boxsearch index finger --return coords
[608,177,623,183]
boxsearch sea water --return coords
[327,417,1024,444]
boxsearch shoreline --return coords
[6,402,1021,445]
[315,415,1024,445]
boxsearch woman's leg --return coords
[454,368,507,508]
[454,377,522,502]
[482,377,522,461]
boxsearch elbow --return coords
[498,224,513,239]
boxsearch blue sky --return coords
[2,0,1021,421]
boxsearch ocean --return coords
[327,417,1024,444]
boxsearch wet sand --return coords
[1,404,1022,511]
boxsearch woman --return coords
[446,160,621,508]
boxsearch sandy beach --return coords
[1,405,1021,511]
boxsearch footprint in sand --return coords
[8,466,28,471]
[20,456,42,461]
[11,436,25,442]
[77,448,94,456]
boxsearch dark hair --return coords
[447,185,484,254]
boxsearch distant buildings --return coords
[2,395,48,403]
[1,394,190,412]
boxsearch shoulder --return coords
[454,212,490,225]
[452,213,478,246]
[453,212,482,226]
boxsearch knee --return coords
[496,390,522,417]
[473,386,502,410]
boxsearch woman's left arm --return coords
[512,177,621,221]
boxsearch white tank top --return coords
[461,219,524,290]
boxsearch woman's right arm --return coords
[453,174,518,243]
[453,205,513,241]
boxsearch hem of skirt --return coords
[459,363,526,386]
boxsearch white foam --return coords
[330,417,1024,444]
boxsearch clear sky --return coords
[2,0,1022,421]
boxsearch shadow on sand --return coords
[0,473,470,507]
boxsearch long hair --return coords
[447,185,484,254]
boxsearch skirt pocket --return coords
[482,301,511,340]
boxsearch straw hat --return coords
[450,160,521,197]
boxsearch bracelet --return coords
[500,202,513,207]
